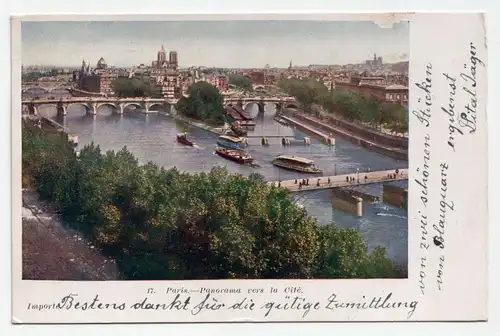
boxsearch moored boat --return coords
[216,135,247,151]
[273,117,289,126]
[239,120,257,127]
[272,154,322,174]
[230,122,248,136]
[176,132,195,146]
[215,147,254,164]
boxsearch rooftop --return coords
[276,154,314,164]
[386,84,408,90]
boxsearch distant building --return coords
[249,71,265,85]
[169,51,178,69]
[365,53,384,71]
[210,75,228,92]
[74,58,118,96]
[335,75,408,107]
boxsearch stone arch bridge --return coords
[21,97,175,116]
[22,82,74,94]
[21,96,298,116]
[224,97,299,113]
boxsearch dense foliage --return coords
[113,78,152,98]
[175,81,226,126]
[278,78,408,133]
[22,70,59,82]
[22,119,405,280]
[228,75,253,91]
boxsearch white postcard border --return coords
[11,13,488,323]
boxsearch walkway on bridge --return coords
[268,168,408,192]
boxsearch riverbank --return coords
[22,189,120,280]
[282,109,408,162]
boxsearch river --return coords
[34,95,409,269]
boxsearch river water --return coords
[35,95,409,269]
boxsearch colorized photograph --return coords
[21,20,409,281]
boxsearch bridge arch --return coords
[66,102,91,114]
[96,103,119,114]
[285,102,299,109]
[32,103,58,114]
[24,87,48,95]
[147,102,164,111]
[122,102,143,111]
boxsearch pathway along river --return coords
[35,97,408,269]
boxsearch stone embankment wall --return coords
[382,184,408,209]
[283,109,408,161]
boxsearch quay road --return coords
[269,169,408,192]
[279,115,334,144]
[281,110,408,161]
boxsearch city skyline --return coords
[22,20,409,68]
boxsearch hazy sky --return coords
[21,21,409,68]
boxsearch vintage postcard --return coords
[12,13,488,323]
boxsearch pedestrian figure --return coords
[295,179,297,184]
[328,177,331,184]
[365,175,368,183]
[317,179,320,187]
[278,181,281,187]
[346,176,349,182]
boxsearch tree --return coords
[279,78,408,133]
[113,78,152,98]
[228,75,253,91]
[175,81,225,126]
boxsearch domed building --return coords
[96,57,108,70]
[73,56,117,97]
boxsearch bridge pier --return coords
[169,103,176,115]
[382,184,408,209]
[56,102,68,117]
[88,102,97,116]
[331,189,363,217]
[56,105,67,117]
[258,101,265,114]
[118,103,125,114]
[27,103,38,115]
[275,103,283,114]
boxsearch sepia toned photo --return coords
[21,20,409,281]
[12,13,487,324]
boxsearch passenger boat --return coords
[215,147,254,164]
[272,154,322,174]
[176,132,195,147]
[216,135,247,151]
